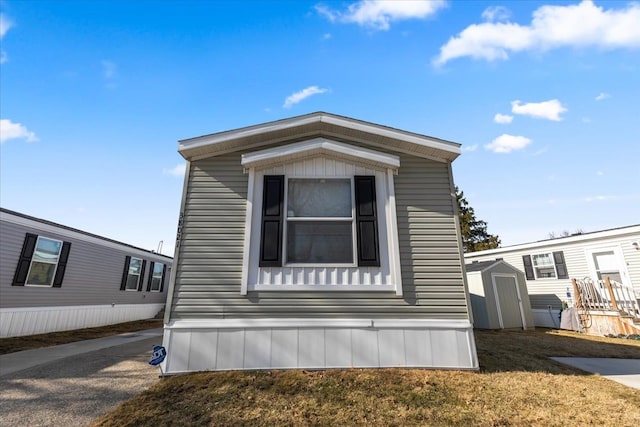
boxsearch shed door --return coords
[493,275,524,329]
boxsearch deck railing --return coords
[573,277,640,319]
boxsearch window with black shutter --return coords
[553,251,568,279]
[522,255,535,280]
[121,256,145,291]
[259,175,380,267]
[13,233,71,287]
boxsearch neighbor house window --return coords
[120,256,146,291]
[522,252,568,280]
[147,262,165,292]
[12,233,72,288]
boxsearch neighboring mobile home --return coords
[0,208,173,337]
[161,112,478,373]
[464,225,640,328]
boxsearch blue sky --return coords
[1,0,639,256]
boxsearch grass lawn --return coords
[0,319,163,355]
[93,329,640,426]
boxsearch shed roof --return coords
[178,112,461,163]
[465,260,501,272]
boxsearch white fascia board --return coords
[0,211,172,263]
[464,225,640,259]
[241,138,400,170]
[179,112,460,160]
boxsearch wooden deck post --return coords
[572,278,581,308]
[604,276,619,312]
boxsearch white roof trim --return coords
[464,225,640,258]
[241,138,400,170]
[179,112,461,162]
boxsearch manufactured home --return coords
[464,225,640,328]
[0,208,173,337]
[161,112,479,373]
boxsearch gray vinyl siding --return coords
[169,150,469,320]
[0,219,171,309]
[465,230,640,310]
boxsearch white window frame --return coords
[240,138,403,295]
[125,257,143,291]
[530,252,557,280]
[25,236,63,287]
[150,262,165,292]
[283,176,357,267]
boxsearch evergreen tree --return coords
[456,186,500,252]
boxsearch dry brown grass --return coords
[0,319,163,354]
[93,329,640,427]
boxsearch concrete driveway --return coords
[551,357,640,390]
[0,329,164,426]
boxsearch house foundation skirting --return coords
[0,303,165,338]
[161,318,479,373]
[531,308,562,328]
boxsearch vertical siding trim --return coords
[448,163,473,323]
[164,160,192,325]
[241,168,255,295]
[386,169,403,296]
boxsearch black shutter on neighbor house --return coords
[146,262,155,291]
[354,176,380,267]
[120,256,131,290]
[259,175,284,267]
[160,264,167,292]
[52,242,71,288]
[553,251,569,279]
[138,260,147,291]
[522,255,535,280]
[12,233,38,286]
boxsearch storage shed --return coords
[466,260,533,330]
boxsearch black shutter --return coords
[146,262,155,291]
[138,260,147,291]
[52,241,71,288]
[553,251,568,279]
[259,175,284,267]
[160,264,167,292]
[354,176,380,267]
[120,256,131,290]
[522,255,535,280]
[12,233,38,286]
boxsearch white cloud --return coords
[482,6,511,22]
[433,1,640,66]
[462,144,478,152]
[511,99,567,121]
[582,117,592,123]
[585,195,610,202]
[323,33,332,40]
[0,119,38,144]
[283,85,328,108]
[595,92,611,101]
[485,134,531,153]
[163,163,186,177]
[1,14,13,63]
[316,0,447,31]
[494,113,513,124]
[596,170,604,176]
[0,14,12,39]
[101,60,117,79]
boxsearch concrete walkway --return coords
[0,329,164,426]
[551,357,640,390]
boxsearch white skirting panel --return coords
[0,303,164,338]
[532,308,561,328]
[161,319,478,374]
